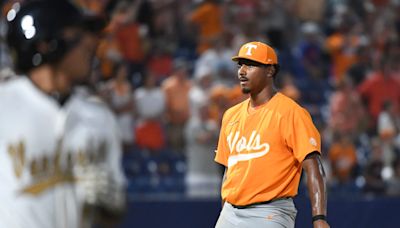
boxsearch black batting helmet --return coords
[6,0,105,73]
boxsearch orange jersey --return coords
[215,93,321,206]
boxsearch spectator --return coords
[231,20,267,55]
[190,66,214,118]
[377,101,400,167]
[293,22,330,128]
[187,0,223,54]
[194,38,235,87]
[208,85,230,125]
[363,138,386,196]
[347,45,373,87]
[325,6,365,82]
[134,71,166,151]
[186,66,218,195]
[114,0,149,88]
[358,58,400,128]
[294,22,327,85]
[387,158,400,196]
[134,71,166,122]
[294,0,326,23]
[328,76,367,138]
[279,72,301,102]
[329,133,358,184]
[146,43,173,83]
[104,62,135,151]
[96,0,130,81]
[162,59,192,154]
[185,103,220,198]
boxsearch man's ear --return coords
[265,65,275,78]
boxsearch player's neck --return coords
[249,87,277,108]
[53,71,74,105]
[28,65,56,95]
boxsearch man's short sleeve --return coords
[282,107,321,162]
[214,112,229,167]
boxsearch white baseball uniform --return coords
[62,87,127,226]
[0,77,79,228]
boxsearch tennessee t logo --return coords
[244,44,258,56]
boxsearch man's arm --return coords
[302,152,330,228]
[219,167,228,207]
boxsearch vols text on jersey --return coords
[227,130,270,167]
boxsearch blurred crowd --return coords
[1,0,400,199]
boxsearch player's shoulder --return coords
[274,92,310,116]
[0,76,58,107]
[275,92,302,107]
[0,77,60,129]
[223,99,248,119]
[0,76,25,92]
[0,76,39,96]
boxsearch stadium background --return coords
[1,0,399,227]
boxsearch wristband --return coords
[312,214,327,223]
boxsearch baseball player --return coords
[0,1,105,227]
[214,41,330,228]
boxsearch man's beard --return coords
[241,87,251,94]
